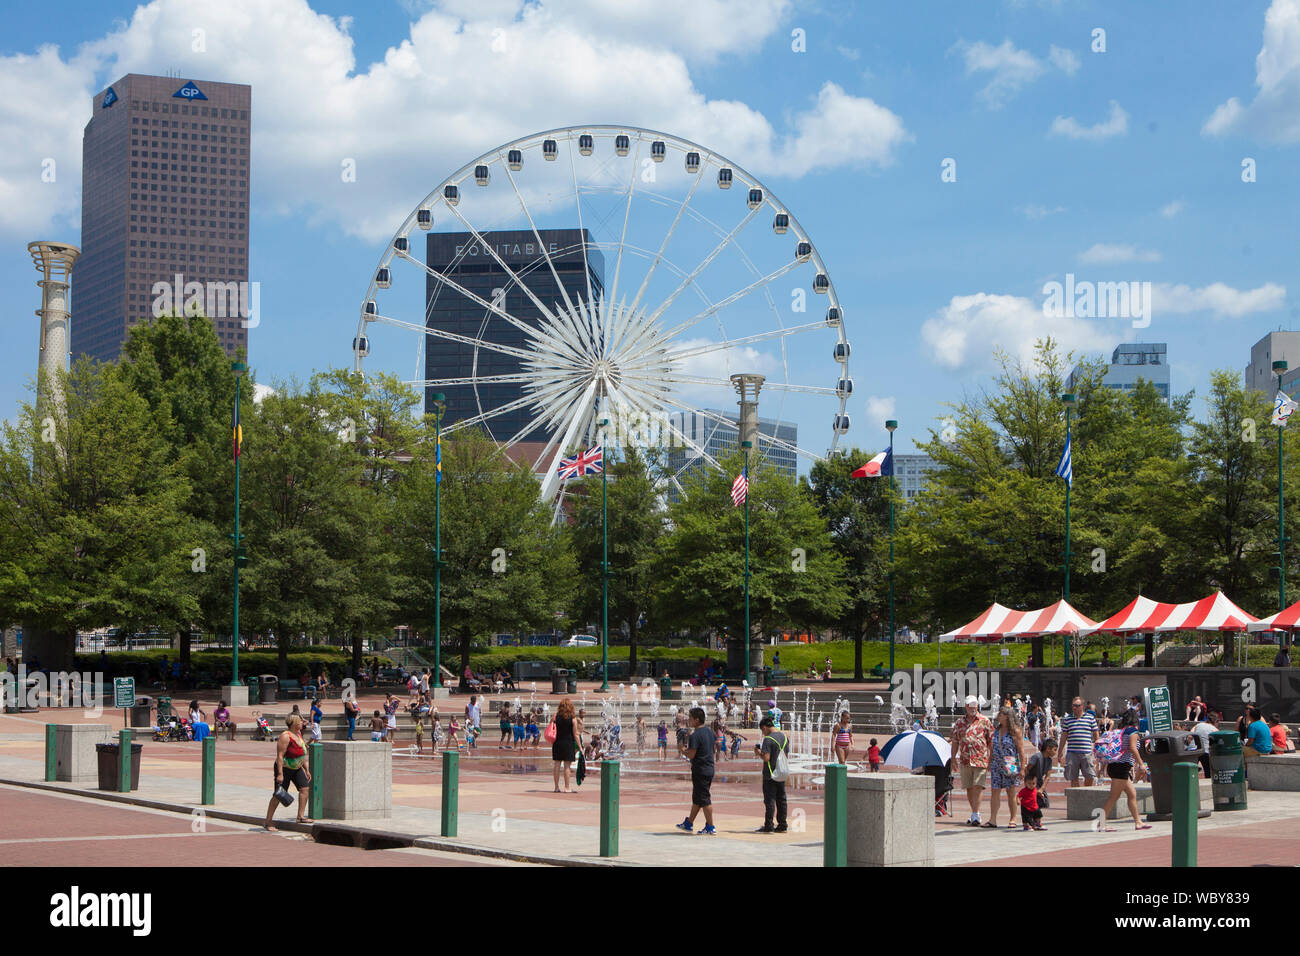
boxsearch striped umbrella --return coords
[878,730,951,770]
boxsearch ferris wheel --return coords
[351,126,852,511]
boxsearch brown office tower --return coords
[77,74,252,363]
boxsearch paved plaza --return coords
[4,681,1299,868]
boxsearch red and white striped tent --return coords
[1080,591,1258,634]
[1248,600,1300,632]
[942,600,1099,642]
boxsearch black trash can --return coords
[551,669,569,694]
[95,743,143,791]
[127,705,152,727]
[1143,731,1210,821]
[1209,731,1248,811]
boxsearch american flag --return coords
[731,467,748,507]
[556,444,603,480]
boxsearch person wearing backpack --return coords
[1096,708,1150,831]
[755,716,789,833]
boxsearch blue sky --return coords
[1,0,1296,466]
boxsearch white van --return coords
[565,635,599,647]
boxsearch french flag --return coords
[851,447,893,478]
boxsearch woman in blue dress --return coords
[988,706,1025,828]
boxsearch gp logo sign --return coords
[172,81,208,101]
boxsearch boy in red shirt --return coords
[866,738,881,772]
[1018,780,1044,830]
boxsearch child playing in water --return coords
[447,715,460,750]
[414,714,424,753]
[728,729,746,759]
[867,738,881,772]
[657,720,669,761]
[430,713,442,753]
[526,711,540,749]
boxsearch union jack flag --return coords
[731,467,748,507]
[557,444,603,480]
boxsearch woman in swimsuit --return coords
[264,714,313,830]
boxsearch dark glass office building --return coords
[425,229,604,443]
[77,74,251,363]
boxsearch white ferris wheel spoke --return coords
[665,398,827,463]
[652,321,826,367]
[537,377,601,503]
[627,162,707,320]
[369,311,546,364]
[393,251,546,348]
[644,204,763,327]
[658,257,805,343]
[568,142,597,331]
[407,373,538,388]
[441,376,578,435]
[657,375,839,396]
[606,141,642,352]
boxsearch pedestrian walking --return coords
[755,716,789,833]
[1096,709,1150,831]
[676,707,717,834]
[987,706,1025,828]
[552,697,578,793]
[263,715,312,830]
[1058,697,1099,787]
[949,695,994,827]
[343,694,360,741]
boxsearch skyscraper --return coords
[424,229,603,444]
[665,408,798,487]
[1067,343,1170,402]
[77,74,251,363]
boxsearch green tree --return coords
[0,361,196,668]
[239,382,365,677]
[654,453,849,665]
[116,311,251,662]
[804,449,892,678]
[394,427,575,679]
[567,445,666,673]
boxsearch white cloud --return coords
[253,382,276,404]
[1021,203,1066,219]
[1152,281,1286,318]
[1048,45,1081,75]
[0,0,907,242]
[952,39,1077,109]
[1078,243,1161,264]
[1160,199,1186,218]
[1203,0,1300,142]
[863,394,896,425]
[920,292,1118,371]
[1049,100,1128,140]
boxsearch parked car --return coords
[565,635,599,647]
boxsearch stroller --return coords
[252,713,274,741]
[153,713,192,742]
[918,760,954,817]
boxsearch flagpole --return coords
[1061,392,1077,665]
[742,440,752,683]
[598,422,610,693]
[230,361,245,691]
[885,419,897,674]
[1275,361,1288,613]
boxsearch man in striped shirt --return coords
[1057,697,1099,787]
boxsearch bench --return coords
[1247,753,1300,791]
[277,679,306,700]
[769,669,793,686]
[1065,778,1213,820]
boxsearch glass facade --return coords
[424,229,603,442]
[76,74,252,363]
[665,409,798,488]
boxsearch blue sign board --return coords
[172,80,207,100]
[102,87,118,108]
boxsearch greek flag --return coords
[1055,427,1072,488]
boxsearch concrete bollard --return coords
[317,740,390,820]
[846,774,935,867]
[1172,761,1198,867]
[51,724,112,783]
[201,736,216,805]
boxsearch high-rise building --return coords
[1246,331,1300,396]
[893,453,939,503]
[665,409,798,486]
[425,229,603,443]
[77,75,251,363]
[1068,343,1170,401]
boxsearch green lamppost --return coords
[598,418,610,692]
[432,392,446,688]
[230,360,247,690]
[885,419,897,674]
[741,439,753,682]
[1275,361,1289,614]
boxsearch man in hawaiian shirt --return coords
[950,694,994,827]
